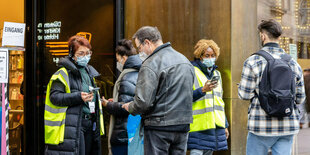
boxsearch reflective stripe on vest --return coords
[190,67,226,132]
[94,78,105,136]
[44,67,70,145]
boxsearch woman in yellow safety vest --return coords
[44,35,104,155]
[187,39,229,155]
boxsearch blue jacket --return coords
[187,59,228,151]
[106,55,142,145]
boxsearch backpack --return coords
[254,50,296,117]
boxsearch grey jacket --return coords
[128,42,195,127]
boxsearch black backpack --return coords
[254,50,296,117]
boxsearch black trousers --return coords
[144,129,189,155]
[79,118,101,155]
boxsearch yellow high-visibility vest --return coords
[190,66,226,132]
[44,67,104,145]
[93,77,105,136]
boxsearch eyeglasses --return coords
[137,42,145,51]
[75,50,92,57]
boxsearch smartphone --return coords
[210,76,220,83]
[89,86,100,92]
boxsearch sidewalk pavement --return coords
[297,127,310,155]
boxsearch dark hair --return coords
[132,26,162,44]
[258,19,282,39]
[115,39,137,56]
[304,68,310,72]
[68,35,92,57]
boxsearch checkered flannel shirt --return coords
[238,45,306,136]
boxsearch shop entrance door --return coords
[25,0,121,154]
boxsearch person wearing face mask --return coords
[44,35,104,155]
[101,39,142,155]
[122,26,195,155]
[239,19,305,155]
[187,39,229,155]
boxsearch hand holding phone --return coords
[81,92,94,102]
[202,76,219,93]
[210,76,220,83]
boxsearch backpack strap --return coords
[253,50,274,61]
[280,53,292,63]
[251,50,273,99]
[254,50,292,63]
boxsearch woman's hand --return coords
[201,80,218,93]
[101,96,109,107]
[81,92,94,102]
[225,128,229,139]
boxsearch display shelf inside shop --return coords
[10,68,24,71]
[8,48,25,111]
[0,46,25,51]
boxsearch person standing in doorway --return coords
[122,26,195,155]
[44,35,104,155]
[187,39,229,155]
[238,19,306,155]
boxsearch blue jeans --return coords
[246,132,294,155]
[190,149,213,155]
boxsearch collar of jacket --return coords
[263,42,279,48]
[144,42,171,62]
[58,56,100,78]
[192,59,218,79]
[123,54,142,70]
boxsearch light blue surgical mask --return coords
[202,58,216,67]
[116,58,124,72]
[139,51,149,61]
[76,55,91,67]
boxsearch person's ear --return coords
[144,39,151,46]
[261,33,266,41]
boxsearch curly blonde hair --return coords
[193,39,220,59]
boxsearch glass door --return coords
[26,0,117,154]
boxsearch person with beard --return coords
[238,19,305,155]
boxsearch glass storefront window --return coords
[258,0,310,59]
[35,0,115,153]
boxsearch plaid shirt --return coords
[238,43,306,136]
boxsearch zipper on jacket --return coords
[212,88,218,150]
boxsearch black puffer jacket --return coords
[45,56,101,155]
[106,55,142,145]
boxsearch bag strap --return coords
[254,49,292,64]
[280,53,292,63]
[251,50,272,99]
[113,68,138,99]
[253,50,274,61]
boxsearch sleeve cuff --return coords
[128,101,135,114]
[197,87,205,96]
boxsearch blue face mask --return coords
[202,58,216,67]
[76,55,91,67]
[139,51,149,61]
